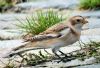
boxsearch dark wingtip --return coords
[2,51,16,58]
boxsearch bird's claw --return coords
[56,50,73,63]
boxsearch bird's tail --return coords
[3,42,44,58]
[12,42,29,51]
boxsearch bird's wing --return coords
[25,23,68,42]
[24,33,62,42]
[40,23,68,34]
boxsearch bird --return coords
[5,15,88,58]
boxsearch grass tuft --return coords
[17,10,64,35]
[79,0,100,10]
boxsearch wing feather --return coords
[40,23,68,34]
[25,22,68,42]
[24,33,62,42]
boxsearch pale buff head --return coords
[69,15,88,26]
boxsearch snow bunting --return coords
[6,15,88,57]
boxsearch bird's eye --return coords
[76,19,81,22]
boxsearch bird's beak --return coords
[83,19,88,24]
[82,19,89,30]
[84,17,88,24]
[85,19,88,24]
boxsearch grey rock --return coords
[14,0,79,11]
[0,13,31,29]
[0,40,24,49]
[87,18,100,29]
[82,28,100,35]
[76,63,100,68]
[0,13,28,21]
[72,10,100,18]
[0,29,23,40]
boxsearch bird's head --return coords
[69,15,88,25]
[68,15,88,30]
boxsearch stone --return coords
[13,0,79,12]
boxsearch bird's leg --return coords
[44,49,52,55]
[58,50,74,62]
[54,52,61,59]
[52,47,70,62]
[58,50,68,57]
[52,48,71,62]
[52,48,62,59]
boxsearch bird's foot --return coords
[58,50,68,57]
[57,50,73,63]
